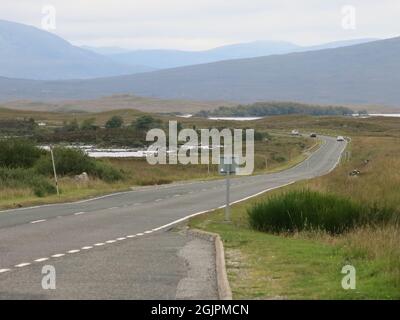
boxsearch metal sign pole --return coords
[50,146,60,196]
[225,164,231,222]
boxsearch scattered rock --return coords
[349,169,361,176]
[75,172,89,182]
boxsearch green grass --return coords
[248,190,395,234]
[0,167,56,197]
[190,202,400,299]
[188,121,400,300]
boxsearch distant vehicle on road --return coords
[291,129,300,136]
[337,136,345,142]
[310,133,317,138]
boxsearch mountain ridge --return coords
[0,19,155,80]
[103,38,377,69]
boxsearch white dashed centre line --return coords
[94,243,105,246]
[30,219,46,224]
[0,269,11,273]
[136,233,144,236]
[82,246,93,250]
[68,249,80,254]
[35,258,49,262]
[74,212,85,216]
[126,235,136,238]
[106,240,116,244]
[51,254,65,258]
[117,237,126,241]
[144,231,153,234]
[155,199,163,202]
[15,263,31,268]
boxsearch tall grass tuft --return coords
[248,189,395,234]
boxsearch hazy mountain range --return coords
[98,39,377,69]
[1,19,378,80]
[0,20,155,80]
[1,19,399,108]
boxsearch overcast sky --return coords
[1,0,400,50]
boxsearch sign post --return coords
[219,156,237,222]
[50,146,60,196]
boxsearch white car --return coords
[337,136,345,142]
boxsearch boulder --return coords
[75,172,89,182]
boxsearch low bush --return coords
[0,139,43,168]
[248,189,395,234]
[0,167,56,197]
[35,147,123,182]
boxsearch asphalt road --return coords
[0,136,346,299]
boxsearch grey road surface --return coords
[0,136,346,299]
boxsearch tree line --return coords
[196,102,354,117]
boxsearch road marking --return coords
[0,269,11,273]
[155,199,163,202]
[108,207,119,210]
[51,254,65,258]
[152,181,296,233]
[94,243,105,246]
[35,258,49,262]
[82,246,93,250]
[126,235,136,238]
[136,233,144,236]
[144,231,153,234]
[173,194,181,197]
[106,240,116,244]
[74,212,85,216]
[68,249,80,254]
[30,219,46,224]
[116,237,126,241]
[15,263,31,268]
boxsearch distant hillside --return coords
[1,37,400,107]
[106,39,376,69]
[0,95,236,113]
[197,102,354,117]
[0,20,154,80]
[107,41,300,69]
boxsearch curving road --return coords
[0,136,346,299]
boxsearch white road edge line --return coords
[152,181,296,233]
[30,219,46,224]
[151,137,346,233]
